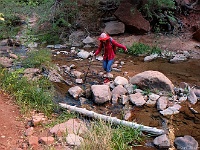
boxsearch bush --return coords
[22,49,52,68]
[127,42,161,56]
[0,67,55,116]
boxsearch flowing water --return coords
[52,48,200,148]
[8,46,200,149]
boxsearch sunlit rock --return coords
[68,86,84,99]
[129,93,146,106]
[130,71,174,94]
[114,76,128,86]
[153,134,170,149]
[91,85,111,104]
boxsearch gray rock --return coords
[153,134,170,149]
[130,71,174,94]
[174,135,198,150]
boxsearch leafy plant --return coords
[127,42,162,56]
[22,49,52,68]
[128,43,151,56]
[0,67,55,116]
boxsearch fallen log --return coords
[59,103,165,135]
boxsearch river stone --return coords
[157,96,168,111]
[129,93,146,106]
[68,86,84,99]
[77,49,90,59]
[160,104,181,116]
[91,85,111,104]
[174,135,198,150]
[114,76,128,86]
[188,89,198,104]
[130,71,174,94]
[153,134,170,149]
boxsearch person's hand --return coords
[125,48,128,53]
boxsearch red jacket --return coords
[94,38,127,60]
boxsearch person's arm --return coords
[94,42,103,56]
[112,39,127,52]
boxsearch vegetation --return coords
[0,48,55,116]
[22,48,52,68]
[127,42,162,56]
[80,119,143,150]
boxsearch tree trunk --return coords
[59,103,165,135]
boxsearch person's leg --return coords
[106,59,114,78]
[103,60,108,72]
[106,59,114,73]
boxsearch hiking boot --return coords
[103,78,110,83]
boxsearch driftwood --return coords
[59,103,165,135]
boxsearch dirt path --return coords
[0,91,25,150]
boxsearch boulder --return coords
[91,85,112,104]
[104,21,125,35]
[114,2,150,34]
[174,135,198,150]
[130,71,174,94]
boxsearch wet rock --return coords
[130,71,174,94]
[66,134,83,146]
[188,89,198,104]
[160,104,181,116]
[129,93,146,106]
[174,135,198,150]
[114,76,128,86]
[144,54,158,62]
[71,70,84,79]
[104,21,125,35]
[170,54,188,63]
[77,49,90,59]
[153,134,170,149]
[68,86,84,99]
[91,85,111,104]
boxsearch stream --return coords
[51,48,200,147]
[7,45,200,149]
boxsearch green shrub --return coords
[22,49,52,68]
[127,42,162,56]
[0,67,55,116]
[128,43,151,56]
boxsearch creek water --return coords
[52,48,200,148]
[8,46,200,149]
